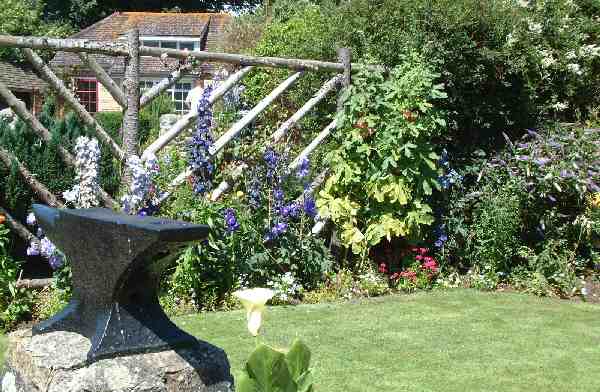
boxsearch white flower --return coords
[233,288,275,336]
[565,50,577,60]
[63,137,100,208]
[517,0,530,7]
[528,21,543,34]
[160,52,169,60]
[506,33,518,47]
[581,287,589,296]
[551,101,568,111]
[26,212,36,226]
[567,63,583,75]
[580,44,600,58]
[539,50,556,68]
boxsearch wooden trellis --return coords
[0,30,381,249]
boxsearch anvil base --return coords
[32,299,199,362]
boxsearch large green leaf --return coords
[237,373,259,392]
[285,339,311,381]
[246,344,297,392]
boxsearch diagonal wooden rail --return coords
[0,31,367,251]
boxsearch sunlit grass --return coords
[2,290,598,391]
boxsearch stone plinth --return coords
[1,329,233,392]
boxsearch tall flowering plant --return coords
[121,154,161,216]
[187,85,215,196]
[63,136,101,208]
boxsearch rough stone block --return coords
[1,329,233,392]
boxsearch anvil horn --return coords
[32,204,59,231]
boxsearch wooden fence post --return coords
[122,28,140,183]
[337,47,351,113]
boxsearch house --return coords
[0,61,47,116]
[50,12,232,114]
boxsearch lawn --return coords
[1,290,599,391]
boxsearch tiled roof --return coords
[50,12,231,77]
[0,61,47,92]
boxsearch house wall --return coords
[98,83,122,112]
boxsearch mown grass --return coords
[2,290,599,391]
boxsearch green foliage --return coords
[162,181,332,310]
[317,56,447,256]
[0,0,73,61]
[237,340,314,392]
[0,222,33,330]
[471,184,522,273]
[437,123,600,295]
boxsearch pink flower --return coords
[419,247,429,255]
[410,247,419,253]
[390,273,400,280]
[378,263,388,274]
[416,255,423,261]
[422,259,438,273]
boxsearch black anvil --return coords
[32,204,209,362]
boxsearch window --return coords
[140,79,193,114]
[140,37,200,51]
[161,41,177,49]
[173,82,192,114]
[179,42,195,51]
[76,79,98,113]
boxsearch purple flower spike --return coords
[533,157,551,166]
[223,208,240,234]
[296,157,310,178]
[303,197,318,218]
[48,254,65,270]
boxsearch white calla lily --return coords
[233,288,275,336]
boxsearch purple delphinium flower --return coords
[48,254,65,270]
[247,172,261,209]
[40,237,56,257]
[273,188,284,203]
[296,157,310,178]
[280,203,301,219]
[533,157,551,166]
[263,147,279,180]
[187,85,215,195]
[223,208,240,234]
[560,170,574,178]
[303,197,318,218]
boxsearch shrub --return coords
[436,123,600,295]
[317,55,447,257]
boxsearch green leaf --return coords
[237,373,259,392]
[296,371,314,392]
[285,339,311,381]
[422,180,432,195]
[246,344,297,392]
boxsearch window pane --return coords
[175,102,183,111]
[179,42,195,51]
[181,83,191,90]
[174,92,184,100]
[143,41,159,47]
[161,41,177,49]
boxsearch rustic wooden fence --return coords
[0,30,383,267]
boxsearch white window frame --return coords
[139,36,201,51]
[140,77,194,114]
